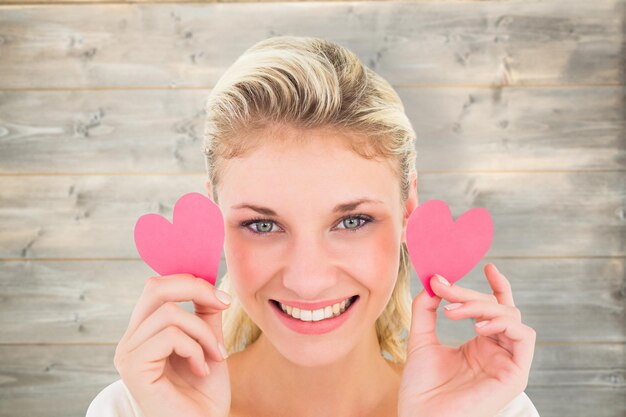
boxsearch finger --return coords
[443,299,522,323]
[127,326,209,381]
[202,307,226,350]
[407,288,443,353]
[124,301,225,363]
[125,274,230,339]
[484,263,516,307]
[196,281,231,348]
[430,274,498,304]
[474,316,537,371]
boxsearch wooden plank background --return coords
[0,1,624,416]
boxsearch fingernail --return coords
[476,320,490,328]
[218,342,229,360]
[215,289,231,305]
[204,362,210,376]
[445,302,463,310]
[436,274,451,287]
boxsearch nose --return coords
[281,232,339,299]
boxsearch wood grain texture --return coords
[0,1,624,88]
[0,1,624,416]
[0,259,624,414]
[0,258,624,343]
[0,86,624,173]
[0,343,623,417]
[0,173,624,259]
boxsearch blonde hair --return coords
[202,36,417,364]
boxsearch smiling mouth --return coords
[270,295,359,322]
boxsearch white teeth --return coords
[300,310,312,321]
[278,297,355,322]
[311,309,324,321]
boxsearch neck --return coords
[232,326,400,417]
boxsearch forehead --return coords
[218,129,401,214]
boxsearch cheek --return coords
[223,232,271,296]
[349,230,401,294]
[337,227,401,297]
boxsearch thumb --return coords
[407,281,443,353]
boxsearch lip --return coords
[269,295,359,335]
[273,295,356,310]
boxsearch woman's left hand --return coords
[398,263,537,417]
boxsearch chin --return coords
[273,335,356,368]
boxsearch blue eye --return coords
[338,216,367,231]
[240,213,374,236]
[243,218,276,234]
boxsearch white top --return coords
[86,378,541,417]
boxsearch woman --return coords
[87,36,540,417]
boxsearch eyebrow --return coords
[231,197,384,216]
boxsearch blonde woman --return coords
[87,36,540,417]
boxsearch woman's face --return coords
[210,127,417,366]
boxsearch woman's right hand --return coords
[114,274,232,417]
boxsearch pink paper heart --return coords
[406,200,493,297]
[134,192,225,286]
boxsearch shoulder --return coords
[495,391,541,417]
[85,379,145,417]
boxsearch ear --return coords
[401,173,418,243]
